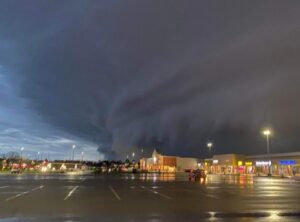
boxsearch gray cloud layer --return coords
[1,1,300,158]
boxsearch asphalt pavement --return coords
[0,173,300,221]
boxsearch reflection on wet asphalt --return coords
[0,173,299,221]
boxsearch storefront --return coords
[206,154,246,175]
[254,160,272,175]
[275,160,298,176]
[140,149,200,172]
[247,152,300,176]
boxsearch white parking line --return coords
[5,185,44,202]
[140,186,172,200]
[64,186,79,200]
[109,186,121,200]
[31,185,44,191]
[0,186,9,189]
[205,194,219,199]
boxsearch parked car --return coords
[189,169,206,181]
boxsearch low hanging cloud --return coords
[1,1,300,159]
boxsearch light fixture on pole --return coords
[263,129,272,176]
[20,147,24,160]
[72,145,76,161]
[207,142,213,158]
[81,151,84,162]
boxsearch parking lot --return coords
[0,173,300,221]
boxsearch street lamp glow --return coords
[263,129,271,136]
[207,142,213,158]
[132,152,135,158]
[21,147,24,151]
[72,144,76,149]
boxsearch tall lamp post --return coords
[207,142,213,158]
[81,152,84,162]
[72,145,76,161]
[263,129,272,176]
[20,147,24,160]
[132,152,135,160]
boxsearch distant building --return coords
[208,153,247,175]
[202,152,300,176]
[140,149,201,172]
[140,149,300,176]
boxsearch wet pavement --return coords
[0,173,300,221]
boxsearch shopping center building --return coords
[204,152,300,176]
[140,149,300,176]
[140,149,201,172]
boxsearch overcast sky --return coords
[0,1,300,160]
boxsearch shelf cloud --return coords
[1,1,300,159]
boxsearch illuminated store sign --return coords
[238,161,243,166]
[255,161,271,166]
[245,162,252,166]
[279,160,296,165]
[213,160,219,164]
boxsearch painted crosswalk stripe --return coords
[140,186,172,200]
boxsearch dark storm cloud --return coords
[1,0,300,158]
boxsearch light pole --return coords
[20,147,24,160]
[132,152,135,160]
[37,152,40,161]
[72,145,76,161]
[141,149,144,158]
[263,129,272,176]
[81,152,84,162]
[207,142,213,158]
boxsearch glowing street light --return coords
[132,152,135,159]
[207,142,213,158]
[81,151,84,162]
[72,145,76,161]
[263,129,272,176]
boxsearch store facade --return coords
[202,152,300,176]
[247,152,300,176]
[140,149,200,172]
[204,154,247,174]
[140,150,300,176]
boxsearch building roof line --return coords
[247,151,300,159]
